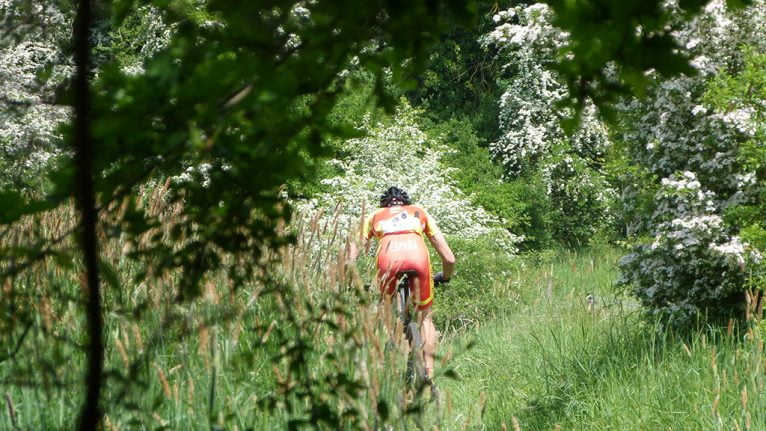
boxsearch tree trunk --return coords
[72,0,103,429]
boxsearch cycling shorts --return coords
[376,233,433,310]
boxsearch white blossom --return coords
[0,3,172,188]
[617,0,766,322]
[0,1,72,187]
[484,4,610,178]
[295,101,522,254]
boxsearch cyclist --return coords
[349,186,456,384]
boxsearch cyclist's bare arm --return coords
[428,233,455,279]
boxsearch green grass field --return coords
[438,247,766,430]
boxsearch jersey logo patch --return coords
[378,211,421,234]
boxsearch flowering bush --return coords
[483,4,616,245]
[617,0,766,324]
[618,172,758,324]
[0,3,171,190]
[298,101,522,253]
[0,1,72,188]
[483,5,611,177]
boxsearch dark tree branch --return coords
[72,0,104,429]
[0,321,34,364]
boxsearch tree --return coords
[0,0,72,189]
[483,4,616,246]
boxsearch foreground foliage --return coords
[1,193,455,429]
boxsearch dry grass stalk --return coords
[152,413,169,428]
[131,323,144,353]
[187,376,196,408]
[712,393,720,415]
[115,338,130,368]
[682,343,692,357]
[369,358,380,408]
[204,281,220,304]
[711,346,718,376]
[153,363,172,398]
[120,324,131,351]
[260,321,276,345]
[103,414,120,431]
[39,295,53,332]
[511,416,521,431]
[199,324,210,371]
[741,386,748,410]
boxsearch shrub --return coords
[618,172,757,325]
[542,148,618,247]
[482,4,618,247]
[300,100,523,254]
[616,1,766,325]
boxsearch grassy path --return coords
[436,247,766,430]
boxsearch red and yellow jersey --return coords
[363,204,441,309]
[362,205,442,241]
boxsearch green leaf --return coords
[51,251,76,270]
[443,369,459,380]
[0,191,57,224]
[377,400,389,421]
[726,0,753,8]
[0,191,27,224]
[112,0,137,25]
[99,258,121,291]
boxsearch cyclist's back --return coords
[363,204,440,308]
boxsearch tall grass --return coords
[0,186,449,429]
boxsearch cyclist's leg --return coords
[419,305,437,380]
[410,259,436,380]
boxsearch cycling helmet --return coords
[379,186,411,207]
